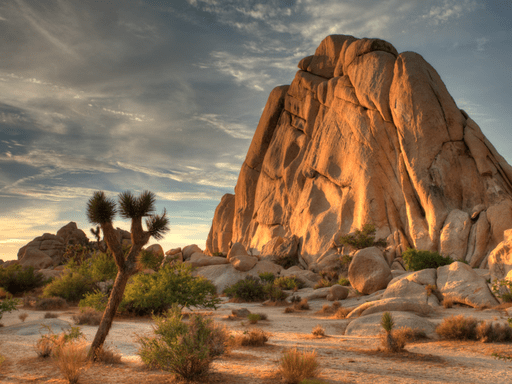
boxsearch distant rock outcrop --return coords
[206,34,512,270]
[17,222,89,267]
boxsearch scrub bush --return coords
[402,248,454,271]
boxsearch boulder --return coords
[230,254,258,272]
[232,308,251,318]
[348,247,392,295]
[326,284,349,301]
[185,252,229,268]
[205,193,235,255]
[56,222,88,247]
[297,287,331,301]
[260,235,299,267]
[161,252,183,266]
[346,297,432,319]
[19,248,54,269]
[440,210,472,261]
[227,242,249,260]
[437,261,499,307]
[344,311,437,338]
[182,244,203,261]
[166,247,182,256]
[489,228,512,281]
[145,244,164,258]
[194,261,283,293]
[383,269,439,306]
[38,269,63,280]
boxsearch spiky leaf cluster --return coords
[87,191,117,224]
[146,209,170,240]
[118,190,156,219]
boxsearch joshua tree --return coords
[86,190,169,359]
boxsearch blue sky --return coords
[1,0,511,260]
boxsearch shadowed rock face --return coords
[206,34,512,269]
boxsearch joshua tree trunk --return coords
[88,269,131,358]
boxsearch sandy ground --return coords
[1,295,512,384]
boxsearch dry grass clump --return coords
[312,325,325,337]
[231,329,271,347]
[435,315,479,340]
[476,321,512,343]
[44,312,59,319]
[35,335,55,358]
[442,297,454,308]
[92,344,122,364]
[284,307,295,314]
[256,312,268,320]
[380,312,404,352]
[53,340,90,384]
[392,327,427,345]
[293,299,309,311]
[333,307,351,319]
[277,348,321,384]
[18,313,29,322]
[72,308,102,326]
[35,297,68,311]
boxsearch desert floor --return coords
[2,294,512,384]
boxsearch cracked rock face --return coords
[206,34,512,269]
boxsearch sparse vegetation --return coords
[274,276,305,291]
[92,344,122,364]
[120,263,219,315]
[339,224,387,250]
[35,326,84,358]
[435,315,479,340]
[312,324,325,337]
[35,297,68,311]
[72,307,103,326]
[224,275,288,303]
[18,312,28,322]
[231,329,270,347]
[42,272,95,302]
[44,312,59,319]
[137,305,229,381]
[443,296,454,308]
[333,307,351,319]
[247,313,261,324]
[258,272,276,284]
[0,264,46,294]
[278,348,321,384]
[402,248,454,271]
[79,290,108,312]
[337,277,350,286]
[137,249,164,271]
[0,296,19,321]
[476,321,512,343]
[381,312,404,352]
[492,279,512,303]
[53,340,90,384]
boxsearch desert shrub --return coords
[339,224,387,250]
[337,277,350,286]
[284,307,295,314]
[137,305,229,380]
[333,307,351,319]
[339,255,353,271]
[402,248,454,271]
[313,279,333,289]
[0,287,8,299]
[42,272,96,302]
[274,276,304,291]
[35,297,68,311]
[476,321,512,343]
[121,263,219,315]
[293,299,310,311]
[258,272,276,284]
[137,249,164,271]
[312,325,325,337]
[92,344,122,364]
[265,284,288,302]
[256,312,268,321]
[435,315,479,340]
[232,329,270,347]
[223,276,266,302]
[381,312,404,352]
[247,313,261,324]
[278,348,321,384]
[44,312,59,319]
[79,290,109,312]
[0,296,19,320]
[53,340,90,384]
[35,325,84,358]
[0,264,46,294]
[492,279,512,303]
[72,308,102,326]
[62,244,92,265]
[443,296,454,308]
[65,250,118,283]
[392,327,427,345]
[18,313,28,322]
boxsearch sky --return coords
[0,0,511,261]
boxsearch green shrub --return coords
[258,272,276,284]
[247,313,261,324]
[402,248,454,271]
[120,264,219,315]
[137,305,229,380]
[223,276,266,302]
[313,279,333,289]
[35,297,68,311]
[492,279,512,302]
[0,264,46,294]
[65,251,117,283]
[79,291,109,312]
[339,224,387,250]
[62,244,91,265]
[0,296,19,320]
[137,249,164,271]
[337,277,350,286]
[42,272,96,302]
[264,284,288,302]
[274,276,304,290]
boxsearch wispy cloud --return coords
[195,113,254,139]
[156,191,222,201]
[476,37,488,52]
[423,0,480,25]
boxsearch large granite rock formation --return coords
[206,34,512,270]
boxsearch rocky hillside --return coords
[206,34,512,271]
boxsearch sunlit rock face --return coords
[206,34,512,269]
